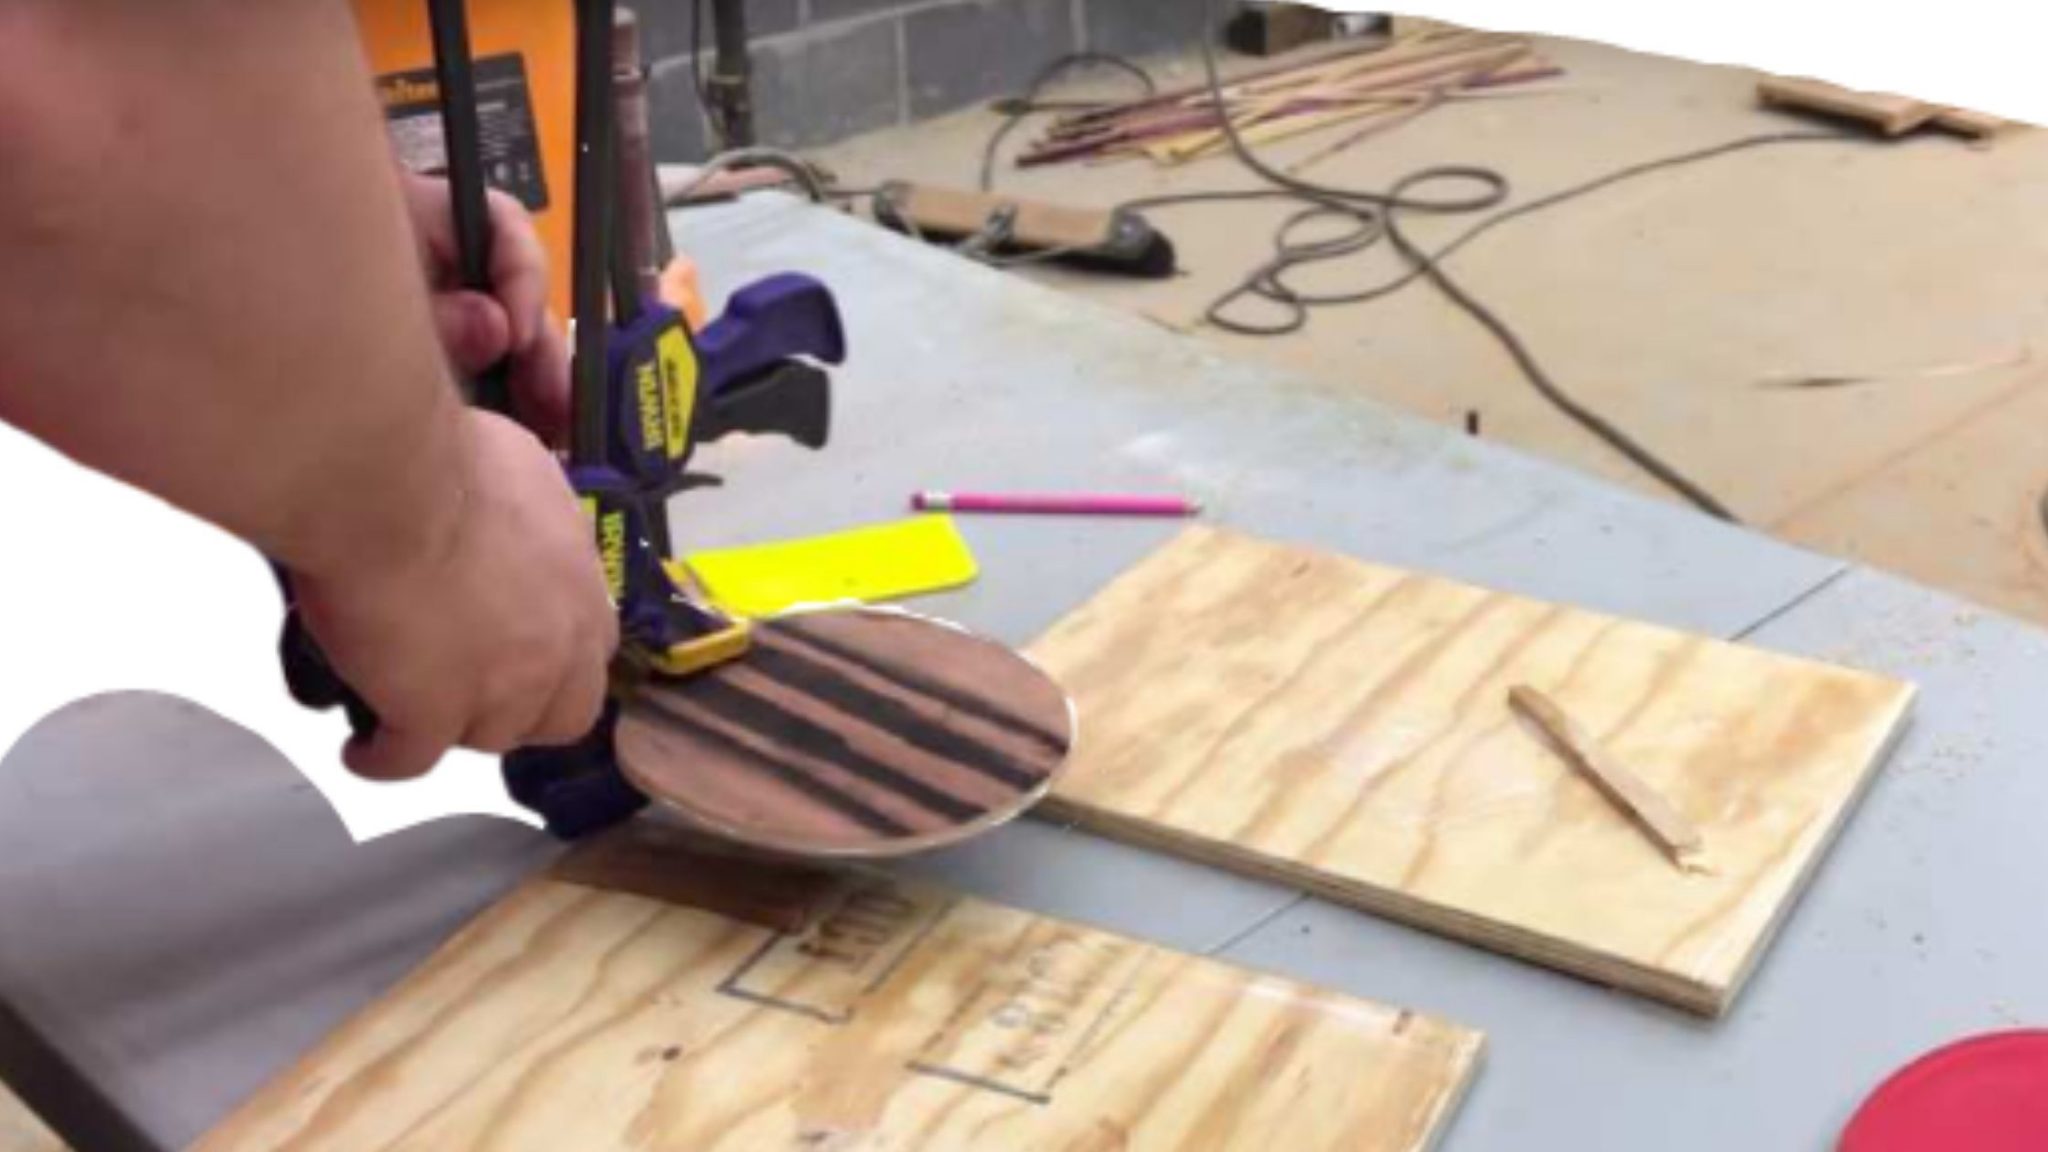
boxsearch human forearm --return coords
[0,2,466,579]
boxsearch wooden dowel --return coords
[1507,685,1709,873]
[1048,34,1438,131]
[1045,30,1514,138]
[1148,46,1525,164]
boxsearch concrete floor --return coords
[806,33,2048,628]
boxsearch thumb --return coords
[344,724,452,782]
[431,290,514,379]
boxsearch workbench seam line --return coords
[1201,893,1307,957]
[1729,564,1853,641]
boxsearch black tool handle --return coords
[695,361,832,450]
[278,602,377,732]
[430,0,515,414]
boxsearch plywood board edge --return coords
[561,835,1492,1085]
[1416,1031,1488,1152]
[1031,526,1923,1016]
[1705,685,1918,1014]
[1037,798,1729,1015]
[200,864,1491,1152]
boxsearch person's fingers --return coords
[408,177,547,341]
[511,309,572,447]
[523,645,611,749]
[344,724,453,782]
[400,171,458,282]
[459,702,540,756]
[458,644,580,753]
[485,188,551,353]
[431,291,514,379]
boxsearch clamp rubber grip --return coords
[695,273,847,400]
[695,360,831,451]
[502,702,648,839]
[274,568,379,741]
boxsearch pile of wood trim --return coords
[1018,29,1562,169]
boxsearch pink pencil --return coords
[912,490,1203,517]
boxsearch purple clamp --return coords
[696,273,847,400]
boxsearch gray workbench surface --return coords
[3,197,2041,1150]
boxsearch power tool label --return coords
[375,54,550,211]
[657,326,697,460]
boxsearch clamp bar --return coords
[425,0,513,414]
[569,0,619,467]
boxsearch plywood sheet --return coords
[0,1083,64,1152]
[1030,527,1914,1014]
[196,828,1482,1151]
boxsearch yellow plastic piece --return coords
[660,255,709,332]
[674,515,980,618]
[655,323,697,460]
[644,618,753,677]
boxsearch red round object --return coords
[1842,1031,2048,1152]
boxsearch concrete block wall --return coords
[631,0,1206,160]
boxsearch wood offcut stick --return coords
[1280,60,1567,172]
[1158,98,1404,163]
[1757,75,2008,140]
[1286,96,1441,173]
[1031,32,1515,151]
[1507,685,1709,873]
[1150,45,1529,164]
[1223,30,1513,101]
[1050,29,1469,131]
[1930,104,2008,139]
[1756,75,1938,136]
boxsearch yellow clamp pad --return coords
[643,616,753,678]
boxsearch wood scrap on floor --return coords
[869,182,1177,276]
[1757,75,2010,140]
[1753,346,2033,390]
[195,825,1485,1152]
[1016,28,1564,170]
[1028,527,1916,1016]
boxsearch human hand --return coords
[294,409,618,780]
[402,172,571,445]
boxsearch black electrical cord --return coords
[1105,130,1845,521]
[971,0,1854,520]
[1157,0,1868,519]
[1121,129,1839,337]
[689,0,721,148]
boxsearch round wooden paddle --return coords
[614,607,1075,859]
